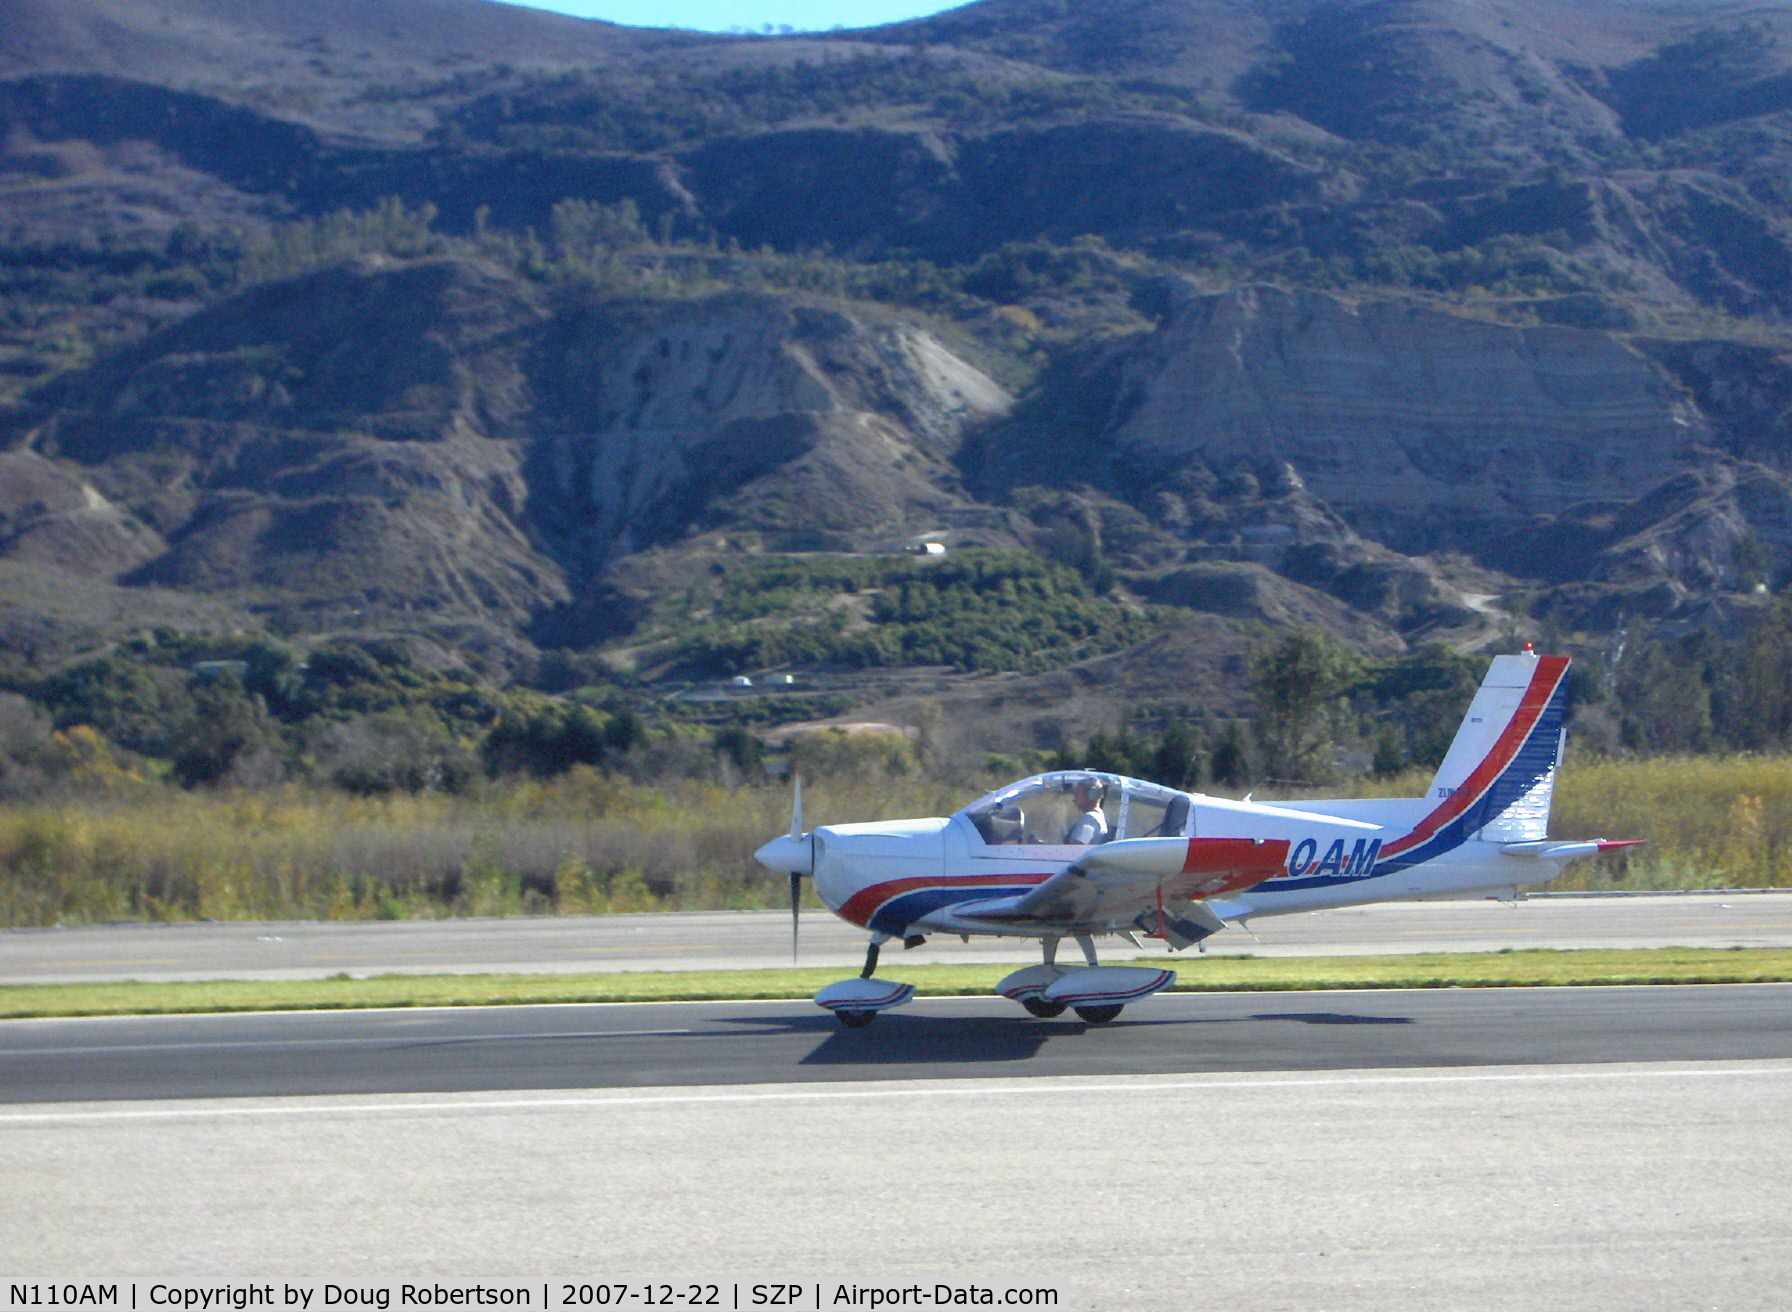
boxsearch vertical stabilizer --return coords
[1423,652,1570,843]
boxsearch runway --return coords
[5,891,1791,982]
[4,1054,1790,1306]
[9,919,1792,1305]
[4,983,1791,1104]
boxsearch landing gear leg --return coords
[834,933,893,1028]
[1022,936,1068,1017]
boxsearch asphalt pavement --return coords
[3,983,1790,1103]
[9,901,1792,1306]
[4,891,1790,983]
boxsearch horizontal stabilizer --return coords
[1499,839,1645,865]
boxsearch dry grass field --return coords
[1,752,1786,926]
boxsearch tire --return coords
[836,1009,876,1028]
[1022,997,1067,1018]
[1073,1003,1123,1024]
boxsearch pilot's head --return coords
[1072,777,1106,811]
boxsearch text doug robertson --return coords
[145,1287,533,1310]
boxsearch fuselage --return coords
[808,779,1543,943]
[777,651,1578,949]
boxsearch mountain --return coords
[3,252,1011,668]
[0,0,688,126]
[6,0,1792,733]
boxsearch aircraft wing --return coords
[939,836,1290,942]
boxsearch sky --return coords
[505,1,969,34]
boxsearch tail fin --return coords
[1423,651,1571,843]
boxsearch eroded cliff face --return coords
[525,295,1010,568]
[1111,285,1701,535]
[5,258,1011,659]
[1068,283,1792,625]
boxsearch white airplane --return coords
[754,648,1639,1027]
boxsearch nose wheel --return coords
[813,934,915,1027]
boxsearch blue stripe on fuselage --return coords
[867,884,1045,936]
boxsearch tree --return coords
[1733,598,1792,749]
[317,708,475,796]
[1248,630,1361,784]
[1040,517,1115,594]
[1079,725,1145,777]
[480,700,639,778]
[171,680,281,787]
[37,656,195,758]
[242,638,306,720]
[1209,719,1252,790]
[1370,724,1406,777]
[1362,643,1480,767]
[1150,720,1204,790]
[712,726,763,773]
[1615,638,1712,753]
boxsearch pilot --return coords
[1064,777,1109,845]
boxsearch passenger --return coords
[1064,777,1109,845]
[977,804,1026,845]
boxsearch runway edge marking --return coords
[3,1061,1791,1125]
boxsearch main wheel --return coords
[1022,997,1067,1018]
[836,1009,876,1028]
[1073,1003,1124,1024]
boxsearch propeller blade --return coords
[756,773,811,962]
[789,870,801,963]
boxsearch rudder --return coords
[1425,651,1570,842]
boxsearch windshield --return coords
[958,771,1192,847]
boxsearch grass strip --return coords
[5,948,1792,1018]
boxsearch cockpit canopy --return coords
[957,771,1193,848]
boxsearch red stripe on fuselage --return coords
[1179,837,1291,897]
[836,872,1052,928]
[1181,837,1290,875]
[1380,655,1567,859]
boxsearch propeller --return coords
[787,775,802,963]
[789,869,801,964]
[753,774,813,963]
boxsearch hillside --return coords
[6,0,1792,753]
